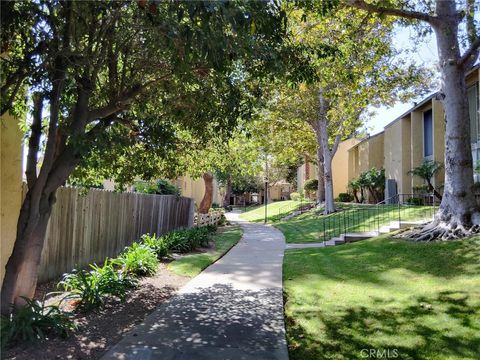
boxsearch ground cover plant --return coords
[59,259,137,310]
[276,204,434,243]
[1,296,75,349]
[283,235,480,360]
[1,224,223,349]
[168,226,242,277]
[114,243,159,277]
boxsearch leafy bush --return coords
[141,233,169,258]
[1,296,75,348]
[115,243,159,276]
[337,193,354,202]
[303,179,318,192]
[406,197,424,206]
[205,224,218,233]
[290,192,301,201]
[59,259,136,310]
[134,179,180,196]
[160,227,212,253]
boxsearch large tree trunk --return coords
[316,146,325,203]
[317,88,340,214]
[346,0,480,240]
[198,172,214,214]
[323,151,335,213]
[1,189,55,314]
[223,175,232,208]
[406,1,480,240]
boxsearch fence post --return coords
[343,210,346,237]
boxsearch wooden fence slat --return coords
[36,187,194,282]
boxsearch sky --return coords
[365,26,439,135]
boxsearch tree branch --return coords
[87,76,167,122]
[26,93,44,189]
[345,0,436,23]
[458,37,480,67]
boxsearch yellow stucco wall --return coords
[177,175,223,209]
[411,107,426,190]
[367,133,384,169]
[332,138,361,196]
[297,139,361,198]
[432,99,445,189]
[385,117,410,194]
[1,114,24,284]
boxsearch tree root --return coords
[397,221,480,241]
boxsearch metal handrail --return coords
[317,194,438,246]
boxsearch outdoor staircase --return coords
[285,220,427,250]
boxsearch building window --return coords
[423,109,433,159]
[468,82,479,144]
[468,82,480,182]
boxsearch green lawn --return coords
[239,200,310,222]
[168,225,242,277]
[276,204,435,243]
[283,235,480,360]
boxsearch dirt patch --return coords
[4,262,189,360]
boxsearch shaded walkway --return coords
[101,211,288,360]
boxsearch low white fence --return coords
[194,211,223,227]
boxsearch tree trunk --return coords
[353,189,360,203]
[316,146,325,203]
[223,175,232,208]
[323,151,335,213]
[1,190,55,314]
[432,4,478,227]
[198,172,214,214]
[317,88,340,214]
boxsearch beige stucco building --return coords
[1,113,24,284]
[175,175,223,209]
[298,66,480,203]
[297,138,361,199]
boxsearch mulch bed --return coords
[4,262,190,360]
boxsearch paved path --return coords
[102,211,288,360]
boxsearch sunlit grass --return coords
[276,204,435,243]
[283,235,480,360]
[168,226,242,277]
[239,200,310,222]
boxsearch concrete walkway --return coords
[102,211,289,360]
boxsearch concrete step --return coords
[399,220,428,229]
[285,242,326,249]
[344,231,378,242]
[379,226,392,234]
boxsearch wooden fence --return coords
[38,186,194,282]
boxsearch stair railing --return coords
[316,194,438,246]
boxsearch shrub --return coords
[1,296,75,348]
[218,213,228,226]
[134,179,180,195]
[337,193,354,202]
[205,224,218,233]
[59,259,136,310]
[303,179,318,192]
[290,192,301,201]
[115,243,159,276]
[162,230,191,253]
[141,233,169,259]
[406,197,423,206]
